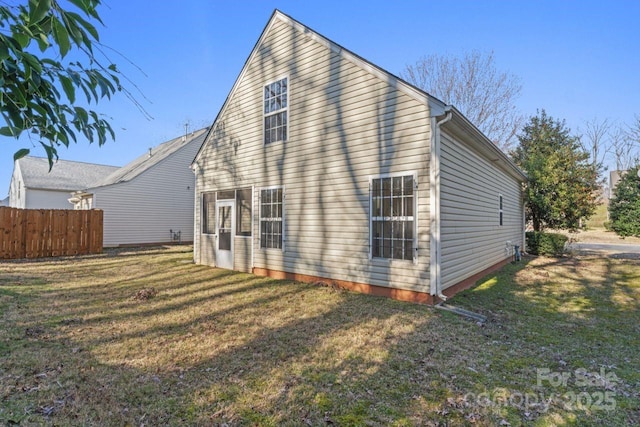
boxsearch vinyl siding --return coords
[93,139,200,246]
[195,18,432,293]
[200,234,216,265]
[25,189,75,209]
[234,237,252,273]
[439,132,524,290]
[8,166,24,209]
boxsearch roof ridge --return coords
[89,127,209,189]
[20,155,120,169]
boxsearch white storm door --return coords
[215,200,235,269]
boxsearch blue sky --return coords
[2,0,639,197]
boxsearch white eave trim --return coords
[444,107,527,182]
[278,11,444,110]
[191,9,448,166]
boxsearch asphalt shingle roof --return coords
[90,127,209,189]
[18,157,119,191]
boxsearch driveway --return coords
[568,242,640,259]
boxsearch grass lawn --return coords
[584,203,609,230]
[1,246,638,426]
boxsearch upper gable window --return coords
[264,77,288,144]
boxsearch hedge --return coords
[525,231,568,256]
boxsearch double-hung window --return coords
[264,77,288,144]
[371,174,416,261]
[260,187,284,249]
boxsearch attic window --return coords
[264,77,288,144]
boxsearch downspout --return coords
[191,163,199,264]
[430,106,452,302]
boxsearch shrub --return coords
[525,231,568,256]
[609,167,640,237]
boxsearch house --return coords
[609,170,625,200]
[192,10,526,304]
[8,156,119,209]
[0,197,8,207]
[70,128,208,247]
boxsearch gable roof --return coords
[192,10,444,165]
[90,127,209,189]
[17,156,119,191]
[193,9,525,182]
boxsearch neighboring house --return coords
[192,10,526,304]
[8,156,118,209]
[609,170,625,198]
[70,128,208,247]
[0,196,8,206]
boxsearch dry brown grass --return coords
[1,246,638,426]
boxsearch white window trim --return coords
[499,193,504,226]
[368,171,418,264]
[258,185,285,251]
[263,75,289,146]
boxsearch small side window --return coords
[499,194,504,226]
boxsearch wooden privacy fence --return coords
[0,207,103,259]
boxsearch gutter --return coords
[429,106,452,301]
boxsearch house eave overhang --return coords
[442,108,528,183]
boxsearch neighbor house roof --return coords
[90,127,209,189]
[17,156,119,191]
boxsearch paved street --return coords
[568,242,640,259]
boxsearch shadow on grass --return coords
[453,254,639,423]
[1,251,638,426]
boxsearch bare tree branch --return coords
[578,117,612,176]
[401,50,523,152]
[608,117,640,172]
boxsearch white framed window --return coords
[259,187,284,249]
[263,77,288,144]
[370,173,417,261]
[499,194,504,226]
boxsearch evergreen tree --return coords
[609,167,640,237]
[512,110,599,231]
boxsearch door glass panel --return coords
[218,206,231,251]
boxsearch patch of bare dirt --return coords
[132,287,158,301]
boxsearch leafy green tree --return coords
[1,0,123,168]
[609,167,640,237]
[512,110,599,231]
